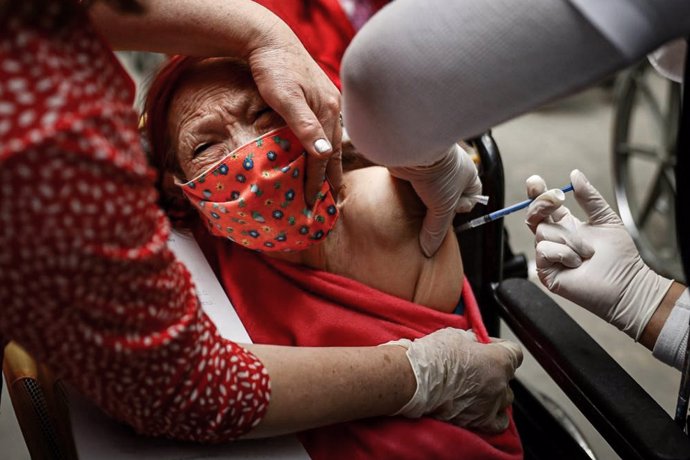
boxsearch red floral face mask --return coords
[178,127,339,252]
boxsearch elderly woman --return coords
[144,56,523,459]
[151,56,465,312]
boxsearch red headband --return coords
[143,55,200,176]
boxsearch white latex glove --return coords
[385,327,522,433]
[388,144,482,257]
[525,169,674,340]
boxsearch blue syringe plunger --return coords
[457,183,573,232]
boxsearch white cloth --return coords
[339,0,374,30]
[653,289,690,370]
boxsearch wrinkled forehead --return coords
[168,57,257,112]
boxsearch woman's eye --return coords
[254,107,284,131]
[193,143,213,157]
[254,107,273,121]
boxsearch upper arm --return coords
[0,7,270,439]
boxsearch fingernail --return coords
[314,138,332,154]
[420,238,434,258]
[572,169,588,184]
[526,175,546,197]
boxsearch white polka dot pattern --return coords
[0,2,270,442]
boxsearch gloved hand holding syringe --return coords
[457,183,574,232]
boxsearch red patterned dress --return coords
[0,2,269,441]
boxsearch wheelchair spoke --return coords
[664,82,682,150]
[616,143,661,160]
[637,167,665,228]
[637,80,665,131]
[613,63,685,282]
[662,166,677,194]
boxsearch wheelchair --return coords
[611,55,685,283]
[3,45,690,460]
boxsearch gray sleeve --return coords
[570,0,690,59]
[653,289,690,370]
[341,0,684,166]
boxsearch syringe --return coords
[456,184,574,232]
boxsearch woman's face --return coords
[168,59,285,180]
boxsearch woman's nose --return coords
[228,126,263,149]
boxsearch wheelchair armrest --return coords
[495,278,690,460]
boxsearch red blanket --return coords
[197,230,522,460]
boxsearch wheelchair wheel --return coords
[612,60,684,282]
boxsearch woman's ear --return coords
[159,171,197,226]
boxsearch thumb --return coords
[264,84,336,161]
[420,208,454,258]
[489,339,524,371]
[570,170,621,225]
[526,175,548,199]
[455,174,484,213]
[270,96,336,206]
[525,188,567,233]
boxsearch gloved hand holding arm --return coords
[246,327,522,437]
[526,170,687,357]
[388,144,482,257]
[386,328,522,433]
